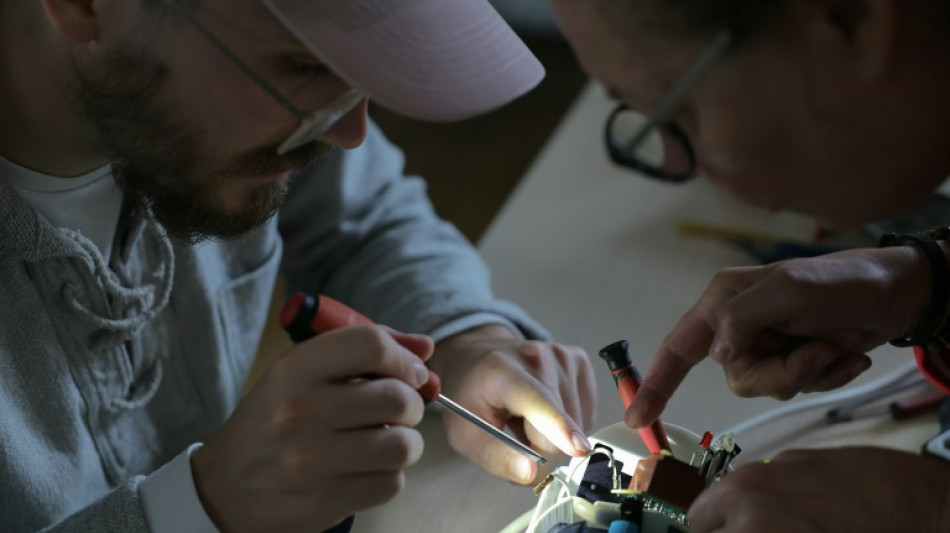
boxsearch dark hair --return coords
[140,0,201,27]
[622,0,950,45]
[617,0,785,45]
[142,0,201,11]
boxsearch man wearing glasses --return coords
[553,0,950,531]
[0,0,598,532]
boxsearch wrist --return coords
[190,444,228,532]
[879,230,950,346]
[139,443,220,533]
[429,323,519,374]
[929,238,950,344]
[888,245,939,339]
[439,323,520,343]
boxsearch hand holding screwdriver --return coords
[281,292,442,399]
[190,296,433,533]
[280,292,548,464]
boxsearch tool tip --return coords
[598,340,632,370]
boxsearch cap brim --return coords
[261,0,545,121]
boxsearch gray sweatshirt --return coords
[0,122,546,532]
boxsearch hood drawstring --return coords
[61,215,175,410]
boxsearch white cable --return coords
[720,359,922,437]
[526,496,575,533]
[511,362,927,532]
[523,449,618,533]
[498,509,534,533]
[546,471,572,496]
[525,472,572,533]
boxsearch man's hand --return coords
[688,447,950,533]
[627,246,932,428]
[191,325,434,533]
[427,324,597,484]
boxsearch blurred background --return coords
[369,2,587,243]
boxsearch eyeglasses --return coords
[163,0,365,155]
[604,29,734,183]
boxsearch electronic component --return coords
[621,494,687,533]
[607,519,640,533]
[517,340,741,533]
[522,423,739,533]
[577,445,630,504]
[697,433,740,485]
[630,454,705,511]
[688,432,713,468]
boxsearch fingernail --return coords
[509,456,533,483]
[412,362,429,387]
[710,339,729,362]
[571,431,591,453]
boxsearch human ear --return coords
[41,0,100,44]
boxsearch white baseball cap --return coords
[260,0,546,121]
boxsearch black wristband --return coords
[879,232,950,347]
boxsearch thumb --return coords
[450,416,540,484]
[499,375,591,458]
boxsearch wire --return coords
[510,363,925,532]
[526,496,575,533]
[521,449,620,533]
[498,509,534,533]
[547,471,572,496]
[720,359,921,437]
[523,470,573,533]
[825,374,929,422]
[565,448,619,497]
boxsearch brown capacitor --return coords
[629,454,705,511]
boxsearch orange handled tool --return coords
[280,292,441,402]
[279,292,547,464]
[598,340,672,455]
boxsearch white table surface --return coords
[354,82,943,532]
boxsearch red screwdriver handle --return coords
[598,340,672,455]
[610,366,670,454]
[279,292,441,403]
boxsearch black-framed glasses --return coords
[604,29,734,183]
[163,0,365,155]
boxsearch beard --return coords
[72,46,332,244]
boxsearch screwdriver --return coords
[598,340,672,455]
[279,292,547,465]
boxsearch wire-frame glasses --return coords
[604,29,734,183]
[163,0,365,155]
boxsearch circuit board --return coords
[521,423,739,533]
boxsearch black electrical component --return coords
[577,445,631,504]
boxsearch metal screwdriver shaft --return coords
[434,394,547,464]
